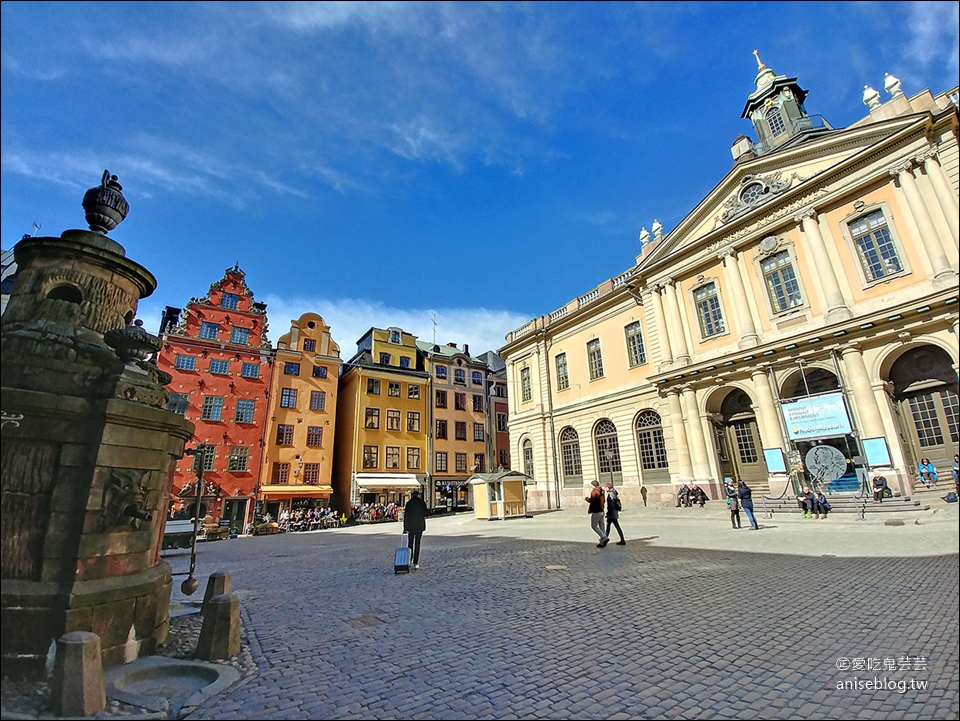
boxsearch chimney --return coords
[463,344,469,356]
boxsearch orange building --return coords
[259,313,341,520]
[158,264,272,529]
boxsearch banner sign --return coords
[781,392,852,441]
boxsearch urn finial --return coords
[82,170,130,234]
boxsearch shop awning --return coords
[260,485,333,498]
[355,473,423,490]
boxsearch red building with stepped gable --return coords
[157,264,273,530]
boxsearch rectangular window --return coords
[227,446,249,472]
[733,422,759,463]
[209,359,229,374]
[388,382,401,397]
[555,353,569,391]
[474,454,485,473]
[385,446,401,470]
[167,393,189,414]
[221,292,239,310]
[364,408,380,429]
[454,369,466,385]
[455,421,467,441]
[436,390,447,408]
[272,462,290,484]
[202,447,216,472]
[499,449,509,468]
[455,393,467,411]
[435,451,448,472]
[379,353,391,365]
[230,327,249,345]
[408,384,420,400]
[312,365,327,378]
[280,388,298,408]
[850,210,902,282]
[695,283,725,337]
[435,366,447,380]
[472,371,483,386]
[303,338,316,352]
[436,420,447,439]
[497,412,508,432]
[521,367,532,402]
[390,330,402,344]
[455,452,468,472]
[235,399,255,423]
[474,423,485,442]
[407,411,421,432]
[472,395,484,412]
[587,339,604,380]
[625,322,647,367]
[942,389,959,443]
[310,390,326,411]
[494,386,506,398]
[406,447,421,470]
[762,251,803,313]
[303,463,320,485]
[366,378,381,395]
[284,362,301,375]
[276,424,294,445]
[386,409,401,431]
[307,426,323,446]
[241,362,260,378]
[908,395,943,447]
[199,322,219,340]
[175,355,196,371]
[363,445,378,469]
[200,396,223,421]
[399,356,410,368]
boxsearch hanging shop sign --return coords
[781,392,852,441]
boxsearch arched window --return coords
[635,411,668,470]
[522,440,534,479]
[594,420,622,474]
[560,427,583,487]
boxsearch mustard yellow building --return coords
[332,327,430,511]
[259,313,341,519]
[500,58,958,511]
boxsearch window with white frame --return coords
[407,447,421,470]
[230,327,249,345]
[241,362,259,378]
[560,427,583,486]
[386,409,401,431]
[454,368,466,385]
[272,462,290,483]
[520,367,532,402]
[407,411,421,432]
[472,371,483,385]
[363,445,378,469]
[472,395,484,412]
[594,420,622,473]
[624,322,647,367]
[435,451,448,472]
[408,384,420,400]
[310,390,325,411]
[199,322,219,340]
[473,423,484,442]
[303,463,320,485]
[312,365,327,378]
[200,396,223,421]
[209,359,230,374]
[761,251,803,313]
[587,339,604,380]
[235,399,255,423]
[766,107,786,137]
[385,446,401,469]
[364,408,380,429]
[455,421,467,441]
[280,388,297,408]
[635,411,668,470]
[388,382,401,397]
[303,338,316,352]
[390,330,402,344]
[522,440,534,478]
[276,425,294,445]
[474,453,485,473]
[221,292,239,310]
[435,365,447,380]
[455,452,468,473]
[284,362,300,375]
[732,421,759,463]
[555,353,569,391]
[367,378,381,395]
[849,210,903,282]
[227,446,249,472]
[306,426,323,446]
[175,355,196,371]
[694,283,725,337]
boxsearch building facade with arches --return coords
[500,59,959,511]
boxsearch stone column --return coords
[750,368,785,450]
[719,247,759,348]
[917,150,960,248]
[795,209,851,321]
[647,284,673,367]
[662,279,690,365]
[666,389,693,482]
[891,162,955,285]
[681,385,710,480]
[839,344,886,439]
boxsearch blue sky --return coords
[2,2,958,356]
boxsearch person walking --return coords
[603,481,626,545]
[737,481,759,530]
[585,480,609,548]
[402,490,429,569]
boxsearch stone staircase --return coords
[757,491,929,517]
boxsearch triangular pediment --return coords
[636,112,929,273]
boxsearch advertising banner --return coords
[782,392,852,440]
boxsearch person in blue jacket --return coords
[737,481,759,530]
[917,458,938,488]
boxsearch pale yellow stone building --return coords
[500,59,959,511]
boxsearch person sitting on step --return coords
[796,486,815,518]
[812,491,831,519]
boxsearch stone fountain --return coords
[0,171,195,678]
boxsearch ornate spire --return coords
[752,49,776,90]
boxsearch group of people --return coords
[794,485,833,518]
[278,507,344,531]
[675,483,710,508]
[585,479,627,548]
[724,478,760,530]
[351,503,400,524]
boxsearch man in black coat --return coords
[403,490,429,569]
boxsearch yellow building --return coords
[500,58,958,511]
[332,327,430,511]
[417,341,491,509]
[259,313,341,519]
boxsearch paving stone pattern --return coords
[175,516,959,720]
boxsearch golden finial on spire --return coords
[753,49,765,69]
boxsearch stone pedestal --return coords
[50,631,106,717]
[196,593,240,661]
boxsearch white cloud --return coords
[904,1,960,78]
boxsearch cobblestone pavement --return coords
[4,504,959,720]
